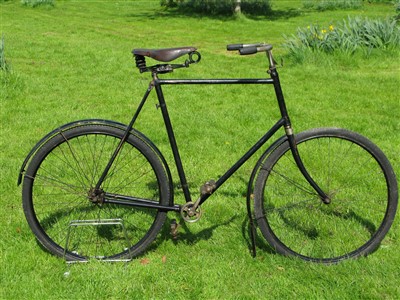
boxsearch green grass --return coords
[1,0,399,299]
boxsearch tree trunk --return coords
[234,0,241,14]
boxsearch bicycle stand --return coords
[63,219,132,276]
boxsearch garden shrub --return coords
[303,0,363,11]
[0,34,10,72]
[21,0,55,8]
[180,0,236,15]
[161,0,272,16]
[0,34,23,101]
[240,0,272,15]
[284,16,400,61]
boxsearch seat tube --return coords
[154,78,192,203]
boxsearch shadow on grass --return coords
[156,213,277,258]
[165,215,239,245]
[123,7,301,22]
[161,177,276,256]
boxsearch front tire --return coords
[254,128,397,263]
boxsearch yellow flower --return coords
[321,29,327,34]
[329,25,334,31]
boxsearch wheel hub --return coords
[88,188,105,205]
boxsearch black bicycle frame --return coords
[154,74,289,206]
[101,67,329,211]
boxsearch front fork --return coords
[247,125,330,258]
[285,126,331,204]
[269,64,330,204]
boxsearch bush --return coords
[284,16,400,60]
[0,34,23,101]
[0,34,10,72]
[21,0,55,8]
[395,0,400,19]
[303,0,362,11]
[161,0,272,16]
[181,0,235,15]
[240,0,272,15]
[160,0,183,8]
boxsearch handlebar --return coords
[227,43,273,55]
[227,42,276,70]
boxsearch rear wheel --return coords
[254,128,397,263]
[22,124,171,261]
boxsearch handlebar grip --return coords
[227,44,243,51]
[239,46,258,55]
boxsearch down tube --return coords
[199,118,286,205]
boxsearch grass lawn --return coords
[1,0,399,299]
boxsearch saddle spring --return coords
[135,55,147,73]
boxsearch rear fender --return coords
[17,119,174,206]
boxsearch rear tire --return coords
[22,124,171,261]
[254,128,397,263]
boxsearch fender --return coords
[246,133,288,257]
[247,134,288,207]
[17,119,174,206]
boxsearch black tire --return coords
[22,124,171,261]
[254,128,397,263]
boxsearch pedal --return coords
[200,180,216,196]
[170,219,180,240]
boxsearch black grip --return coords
[227,44,243,51]
[239,46,258,55]
[227,43,273,55]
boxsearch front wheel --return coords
[254,128,397,263]
[22,123,171,261]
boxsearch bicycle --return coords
[18,43,398,263]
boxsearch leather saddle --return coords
[132,47,197,62]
